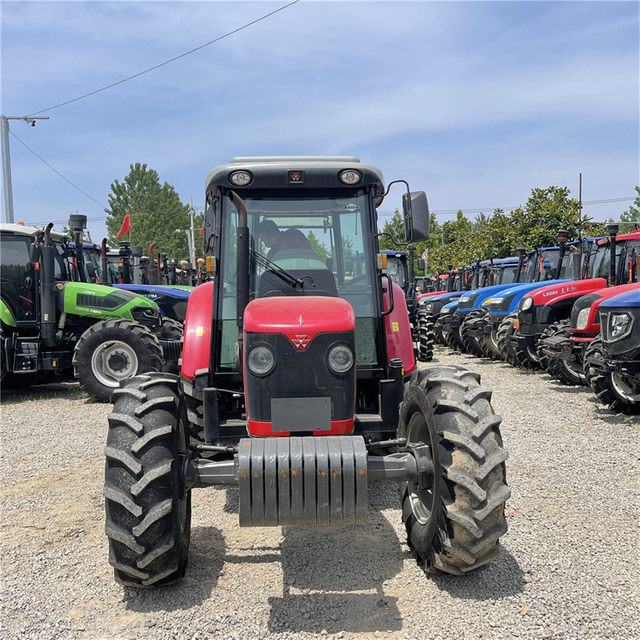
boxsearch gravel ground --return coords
[1,346,639,640]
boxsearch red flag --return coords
[199,220,204,236]
[116,210,131,238]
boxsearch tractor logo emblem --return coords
[346,204,359,212]
[291,335,310,350]
[289,171,305,183]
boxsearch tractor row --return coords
[416,226,639,413]
[0,217,192,400]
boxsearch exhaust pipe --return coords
[607,224,619,286]
[40,224,57,347]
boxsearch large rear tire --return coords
[398,365,510,574]
[539,320,586,386]
[585,336,640,414]
[73,319,163,402]
[104,373,191,587]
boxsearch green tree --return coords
[511,186,581,249]
[307,230,329,261]
[105,163,192,259]
[618,186,640,234]
[378,209,405,250]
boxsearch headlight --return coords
[440,307,452,315]
[608,312,633,342]
[247,345,276,376]
[522,297,533,311]
[575,308,590,330]
[327,344,354,374]
[422,302,434,313]
[459,296,470,304]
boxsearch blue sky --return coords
[1,0,638,243]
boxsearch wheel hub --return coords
[406,411,436,525]
[107,352,129,372]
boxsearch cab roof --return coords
[205,156,386,204]
[0,223,66,242]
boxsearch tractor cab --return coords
[189,157,430,442]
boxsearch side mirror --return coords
[402,191,430,242]
[29,243,41,263]
[417,258,426,272]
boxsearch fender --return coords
[384,282,415,374]
[181,282,214,380]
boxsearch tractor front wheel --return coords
[416,310,435,362]
[73,319,163,402]
[539,320,586,386]
[496,312,518,365]
[398,365,510,574]
[585,336,640,414]
[460,309,488,358]
[104,373,191,586]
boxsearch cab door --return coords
[1,235,37,324]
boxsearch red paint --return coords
[244,296,355,335]
[572,282,640,338]
[528,278,607,306]
[181,281,214,380]
[248,418,354,436]
[383,282,415,374]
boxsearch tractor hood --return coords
[486,279,572,315]
[520,278,608,310]
[244,296,355,341]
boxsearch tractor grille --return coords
[244,330,356,424]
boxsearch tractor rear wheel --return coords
[398,365,510,574]
[460,309,488,358]
[73,319,163,402]
[585,336,640,414]
[104,373,191,586]
[539,320,586,386]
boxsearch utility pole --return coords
[189,196,196,267]
[1,115,49,223]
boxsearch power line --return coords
[9,130,108,209]
[26,0,301,117]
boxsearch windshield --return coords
[219,189,378,369]
[384,257,406,288]
[588,242,611,279]
[557,250,576,280]
[497,264,519,285]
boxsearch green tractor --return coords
[0,221,174,401]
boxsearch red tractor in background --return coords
[103,157,509,587]
[514,225,640,373]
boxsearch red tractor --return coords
[103,157,509,587]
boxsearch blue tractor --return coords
[584,287,640,413]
